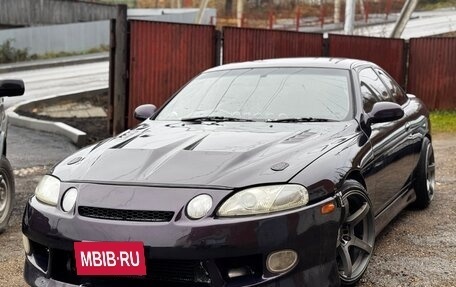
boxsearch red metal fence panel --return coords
[128,21,216,127]
[407,37,456,110]
[328,34,406,86]
[223,27,323,64]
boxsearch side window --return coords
[359,68,392,112]
[375,69,408,105]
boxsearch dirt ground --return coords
[0,134,454,286]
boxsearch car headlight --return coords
[61,188,78,212]
[187,194,213,220]
[35,175,61,206]
[217,184,309,217]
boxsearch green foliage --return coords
[0,41,109,64]
[418,0,456,10]
[31,45,110,60]
[0,39,29,63]
[430,110,456,134]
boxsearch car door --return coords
[375,68,422,169]
[358,67,415,214]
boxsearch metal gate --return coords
[328,34,406,86]
[223,27,323,64]
[128,21,216,126]
[407,37,456,110]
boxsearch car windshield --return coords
[156,67,352,122]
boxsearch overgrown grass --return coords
[430,110,456,134]
[0,40,109,64]
[417,0,456,11]
[0,39,29,63]
[29,45,109,61]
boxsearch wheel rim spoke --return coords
[346,202,369,226]
[0,176,7,214]
[351,236,373,254]
[338,244,353,278]
[427,151,436,194]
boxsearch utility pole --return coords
[237,0,244,27]
[195,0,210,24]
[359,0,365,19]
[390,0,418,38]
[344,0,356,34]
[334,0,341,24]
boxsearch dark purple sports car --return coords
[22,58,434,287]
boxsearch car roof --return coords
[205,57,376,72]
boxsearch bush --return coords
[0,39,29,64]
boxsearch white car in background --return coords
[0,79,24,233]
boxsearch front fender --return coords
[289,131,372,203]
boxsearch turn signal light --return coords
[321,202,336,214]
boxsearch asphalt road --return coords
[350,11,456,38]
[7,125,77,169]
[2,61,108,109]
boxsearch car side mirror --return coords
[0,79,25,97]
[367,102,404,125]
[134,104,157,121]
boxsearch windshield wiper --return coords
[181,116,254,122]
[266,117,337,123]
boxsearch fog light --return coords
[266,250,298,273]
[22,234,30,254]
[61,188,78,212]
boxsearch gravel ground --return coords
[0,133,454,286]
[359,133,456,287]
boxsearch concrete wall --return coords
[0,7,216,56]
[128,8,217,25]
[0,0,118,26]
[0,21,110,55]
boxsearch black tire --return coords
[337,180,375,286]
[0,155,14,234]
[413,137,435,209]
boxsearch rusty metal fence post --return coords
[112,4,128,135]
[108,18,116,135]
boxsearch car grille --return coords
[78,206,174,222]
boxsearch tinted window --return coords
[156,68,352,121]
[359,68,392,113]
[375,69,408,105]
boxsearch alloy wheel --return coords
[426,144,435,201]
[337,190,375,284]
[0,175,8,222]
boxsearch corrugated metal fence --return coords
[407,38,456,110]
[223,27,323,64]
[128,21,216,126]
[328,34,406,87]
[123,24,456,130]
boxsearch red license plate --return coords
[74,241,146,276]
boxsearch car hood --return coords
[52,120,357,188]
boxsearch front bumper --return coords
[22,183,342,287]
